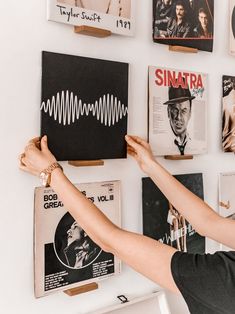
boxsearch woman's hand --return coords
[125,135,156,174]
[19,135,57,176]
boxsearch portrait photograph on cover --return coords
[142,174,205,254]
[222,75,235,153]
[40,51,129,161]
[219,172,235,219]
[230,0,235,55]
[34,181,121,298]
[47,0,135,36]
[153,0,214,52]
[148,66,208,157]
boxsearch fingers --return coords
[40,135,48,152]
[125,135,149,150]
[125,135,142,150]
[19,163,38,176]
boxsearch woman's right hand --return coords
[125,135,156,174]
[19,135,57,176]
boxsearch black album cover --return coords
[41,51,129,161]
[142,173,205,254]
[153,0,214,52]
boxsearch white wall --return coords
[0,0,233,313]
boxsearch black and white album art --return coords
[222,75,235,152]
[54,212,101,269]
[41,51,129,161]
[153,0,214,52]
[142,173,205,254]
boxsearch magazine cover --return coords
[219,173,235,219]
[142,173,205,254]
[47,0,135,36]
[34,180,121,298]
[230,0,235,55]
[148,66,208,156]
[222,75,235,152]
[41,51,129,161]
[153,0,214,52]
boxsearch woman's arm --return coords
[126,135,235,249]
[19,135,179,293]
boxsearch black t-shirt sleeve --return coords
[171,251,235,314]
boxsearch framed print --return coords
[219,172,235,219]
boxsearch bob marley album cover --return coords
[142,174,205,254]
[148,66,208,156]
[47,0,135,36]
[41,51,129,161]
[153,0,214,52]
[34,180,121,298]
[222,75,235,152]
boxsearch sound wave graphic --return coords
[40,90,128,127]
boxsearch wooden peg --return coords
[64,282,98,296]
[74,25,111,38]
[169,45,198,53]
[68,160,104,167]
[164,155,193,160]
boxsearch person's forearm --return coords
[50,168,119,253]
[145,160,221,237]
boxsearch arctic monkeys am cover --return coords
[34,180,121,298]
[40,51,129,161]
[148,66,208,156]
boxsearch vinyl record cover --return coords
[230,0,235,55]
[153,0,214,52]
[47,0,135,36]
[41,51,129,161]
[148,66,208,156]
[34,180,121,298]
[222,75,235,152]
[142,174,205,254]
[219,172,235,219]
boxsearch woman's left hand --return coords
[19,135,57,176]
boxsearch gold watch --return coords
[39,162,63,187]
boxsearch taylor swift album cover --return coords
[153,0,214,52]
[41,51,129,161]
[142,173,205,254]
[47,0,135,36]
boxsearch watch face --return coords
[40,172,49,187]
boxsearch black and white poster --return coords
[41,51,129,161]
[148,66,208,156]
[222,75,235,153]
[34,181,121,298]
[47,0,135,36]
[230,0,235,55]
[153,0,214,52]
[142,174,205,254]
